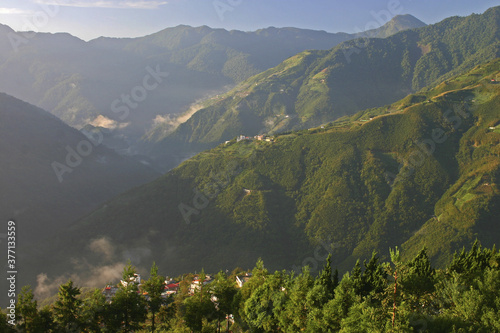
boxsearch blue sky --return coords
[0,0,498,41]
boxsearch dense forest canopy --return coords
[3,242,500,332]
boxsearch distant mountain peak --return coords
[390,14,427,27]
[372,14,426,38]
[0,23,14,34]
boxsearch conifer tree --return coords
[362,251,387,298]
[38,305,56,332]
[351,260,363,296]
[402,247,435,306]
[142,262,166,332]
[183,270,216,332]
[53,279,83,332]
[316,254,337,299]
[108,262,147,332]
[81,289,107,333]
[17,286,45,332]
[280,267,314,332]
[211,271,237,332]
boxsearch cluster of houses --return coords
[234,134,274,143]
[101,272,253,302]
[102,273,143,302]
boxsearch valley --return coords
[0,4,499,332]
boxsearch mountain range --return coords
[145,6,500,170]
[26,56,500,295]
[0,15,425,150]
[0,92,160,300]
[1,7,499,303]
[0,92,160,241]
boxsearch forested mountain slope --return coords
[0,15,423,143]
[0,93,159,242]
[29,58,500,287]
[0,92,160,301]
[147,6,500,170]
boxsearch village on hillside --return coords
[101,272,253,303]
[226,134,274,145]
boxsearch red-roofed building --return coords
[102,285,119,302]
[190,275,213,294]
[166,283,179,290]
[161,282,180,297]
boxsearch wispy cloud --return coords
[34,0,168,9]
[0,8,31,15]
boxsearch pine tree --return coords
[211,271,237,332]
[351,260,363,296]
[362,251,387,298]
[280,267,314,332]
[142,262,166,332]
[243,270,286,332]
[38,305,56,332]
[402,247,435,305]
[233,259,269,330]
[304,254,338,331]
[316,254,337,300]
[320,272,359,332]
[53,279,83,332]
[17,286,45,332]
[449,240,493,283]
[183,271,216,333]
[108,262,147,332]
[81,288,107,333]
[389,246,401,328]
